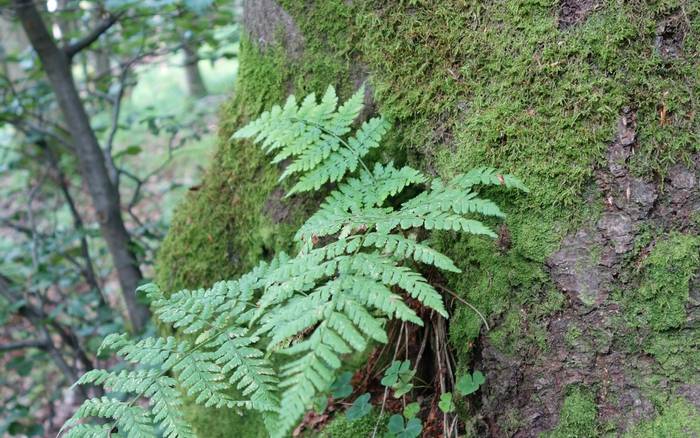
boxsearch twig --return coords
[372,322,405,438]
[436,284,490,331]
[414,310,432,368]
[433,319,449,438]
[41,141,104,301]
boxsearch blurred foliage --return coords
[0,0,239,434]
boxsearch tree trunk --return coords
[157,1,700,436]
[182,36,207,98]
[13,0,149,333]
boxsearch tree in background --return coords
[0,0,236,434]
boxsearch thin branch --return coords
[436,284,490,331]
[0,274,88,398]
[63,13,123,60]
[0,339,48,352]
[104,63,131,185]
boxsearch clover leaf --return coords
[403,402,420,419]
[330,371,353,399]
[386,414,422,438]
[381,360,415,398]
[346,393,372,421]
[455,370,486,396]
[438,392,455,413]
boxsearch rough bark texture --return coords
[157,1,699,436]
[13,0,149,332]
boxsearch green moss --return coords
[624,399,700,438]
[620,232,700,413]
[355,0,700,284]
[433,232,563,363]
[643,331,700,384]
[624,232,700,332]
[543,386,599,438]
[565,325,583,349]
[315,412,385,438]
[181,404,266,438]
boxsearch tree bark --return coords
[182,36,207,98]
[12,0,149,332]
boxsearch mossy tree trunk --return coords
[157,1,700,436]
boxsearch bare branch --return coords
[63,13,123,60]
[0,339,48,352]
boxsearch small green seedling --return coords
[330,371,353,399]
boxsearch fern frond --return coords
[233,84,388,198]
[287,116,389,196]
[147,280,251,336]
[273,321,345,438]
[101,334,184,369]
[341,252,447,317]
[66,397,154,438]
[335,275,421,325]
[75,369,193,438]
[361,233,461,273]
[173,351,236,408]
[150,381,194,438]
[63,424,114,438]
[451,167,529,192]
[400,181,505,218]
[212,334,279,411]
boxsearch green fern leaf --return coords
[452,167,529,192]
[63,424,114,438]
[75,369,193,438]
[212,334,279,411]
[66,397,155,438]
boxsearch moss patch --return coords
[315,412,385,438]
[432,232,563,363]
[624,232,700,332]
[624,398,700,438]
[543,386,599,438]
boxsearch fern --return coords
[63,85,526,438]
[62,279,273,437]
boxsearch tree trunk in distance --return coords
[12,0,149,333]
[182,37,207,98]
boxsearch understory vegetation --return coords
[4,0,699,436]
[64,86,525,438]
